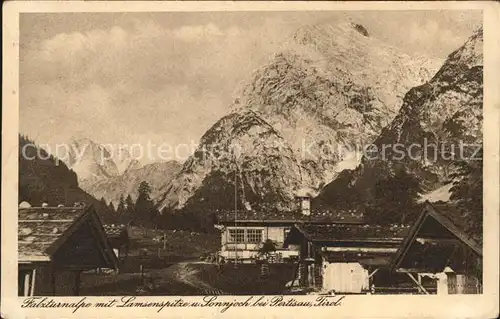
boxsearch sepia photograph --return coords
[2,1,499,318]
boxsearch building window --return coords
[228,229,245,243]
[247,229,263,243]
[227,228,263,243]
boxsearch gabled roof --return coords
[18,205,118,269]
[391,201,482,271]
[429,201,479,242]
[215,207,364,224]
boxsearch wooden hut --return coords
[391,201,482,294]
[284,223,409,294]
[18,204,118,296]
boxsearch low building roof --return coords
[428,201,480,242]
[215,207,364,224]
[19,207,87,261]
[321,250,395,267]
[284,223,407,268]
[288,223,409,243]
[390,201,482,273]
[18,205,118,269]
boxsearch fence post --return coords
[140,264,144,284]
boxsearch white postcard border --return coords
[2,2,499,318]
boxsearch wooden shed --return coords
[18,204,118,296]
[391,201,482,294]
[284,223,409,294]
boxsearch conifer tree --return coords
[100,197,107,207]
[366,168,422,225]
[120,194,135,225]
[135,181,159,228]
[450,148,483,237]
[108,201,116,214]
[116,194,126,220]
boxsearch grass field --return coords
[127,227,220,258]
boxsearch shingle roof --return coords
[296,223,410,242]
[321,251,395,266]
[18,205,119,271]
[18,207,88,261]
[215,207,364,224]
[285,223,408,267]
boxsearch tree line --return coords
[100,148,483,239]
[101,181,215,232]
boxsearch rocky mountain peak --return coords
[453,27,483,65]
[66,137,143,184]
[67,138,119,181]
[315,28,483,212]
[157,110,304,212]
[431,27,482,83]
[292,21,372,48]
[157,21,442,213]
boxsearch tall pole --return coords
[234,159,238,266]
[65,185,68,206]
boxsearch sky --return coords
[19,10,482,163]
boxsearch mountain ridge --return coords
[314,27,483,213]
[66,137,142,182]
[82,160,182,205]
[157,21,442,213]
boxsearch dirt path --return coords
[167,262,224,295]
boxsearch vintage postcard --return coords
[2,1,499,318]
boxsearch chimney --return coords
[299,196,311,216]
[295,188,312,216]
